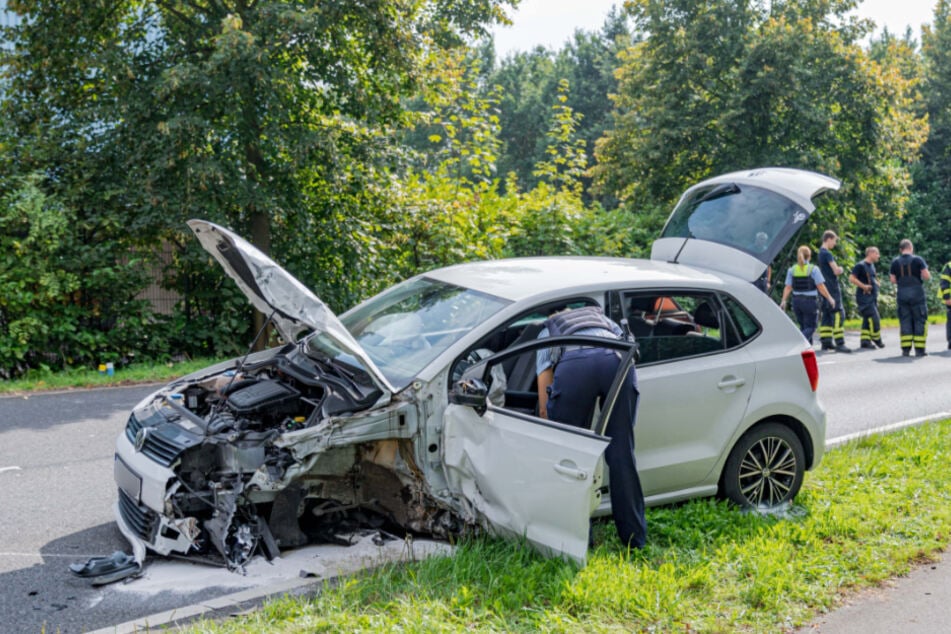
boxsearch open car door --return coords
[651,168,841,282]
[441,336,637,565]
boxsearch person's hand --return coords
[945,298,951,307]
[779,300,787,311]
[828,298,836,309]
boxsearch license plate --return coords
[114,455,142,502]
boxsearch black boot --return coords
[860,341,875,349]
[902,348,911,357]
[874,339,885,348]
[916,348,928,357]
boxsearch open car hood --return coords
[651,168,841,281]
[187,219,396,396]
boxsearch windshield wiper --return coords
[696,182,740,204]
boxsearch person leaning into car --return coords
[817,230,852,353]
[848,246,885,349]
[535,306,646,550]
[889,239,931,356]
[780,245,837,345]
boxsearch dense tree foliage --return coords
[0,0,949,377]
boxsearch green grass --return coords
[0,357,224,395]
[186,420,951,633]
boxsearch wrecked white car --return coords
[109,167,833,579]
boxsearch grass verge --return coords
[0,357,224,395]
[187,419,951,633]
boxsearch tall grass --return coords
[188,420,951,633]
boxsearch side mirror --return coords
[449,378,489,415]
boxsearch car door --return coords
[608,290,757,499]
[441,336,635,565]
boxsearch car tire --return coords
[720,421,805,509]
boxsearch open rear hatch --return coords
[651,168,841,281]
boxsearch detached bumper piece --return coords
[69,551,142,586]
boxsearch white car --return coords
[110,167,834,575]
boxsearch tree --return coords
[594,0,927,254]
[0,0,518,369]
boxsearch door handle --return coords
[553,462,587,480]
[717,376,746,392]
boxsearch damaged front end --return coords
[113,344,457,572]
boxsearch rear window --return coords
[660,183,807,263]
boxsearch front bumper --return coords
[114,432,198,563]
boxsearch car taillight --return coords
[801,349,819,392]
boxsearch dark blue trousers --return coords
[547,348,646,548]
[792,295,818,344]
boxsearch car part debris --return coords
[69,551,142,586]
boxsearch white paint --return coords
[0,466,21,474]
[826,411,951,448]
[113,532,453,597]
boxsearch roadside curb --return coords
[88,575,322,634]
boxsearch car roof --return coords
[422,256,727,301]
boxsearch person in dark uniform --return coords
[817,230,852,352]
[779,245,837,345]
[889,239,931,357]
[940,259,951,350]
[536,305,646,549]
[848,246,885,349]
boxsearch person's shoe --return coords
[821,342,836,351]
[916,349,928,357]
[860,341,875,349]
[902,348,911,357]
[874,339,885,348]
[835,344,852,353]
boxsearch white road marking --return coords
[826,411,951,448]
[0,466,21,474]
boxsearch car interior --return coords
[451,290,742,419]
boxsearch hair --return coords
[822,230,838,242]
[797,245,811,266]
[899,238,913,252]
[866,246,879,256]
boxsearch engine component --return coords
[226,380,300,417]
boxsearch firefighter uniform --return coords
[817,246,847,350]
[784,263,824,343]
[890,252,930,355]
[940,260,951,349]
[536,306,646,549]
[851,259,884,348]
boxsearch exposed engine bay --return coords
[113,344,462,573]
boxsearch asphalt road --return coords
[0,325,949,633]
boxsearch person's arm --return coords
[779,284,792,310]
[890,273,897,283]
[922,268,932,281]
[817,283,836,308]
[536,368,553,419]
[849,272,872,294]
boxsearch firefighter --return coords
[889,239,931,357]
[939,259,951,350]
[817,230,852,352]
[848,246,885,349]
[780,245,837,345]
[536,305,646,549]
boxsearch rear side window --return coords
[613,291,725,365]
[721,295,761,343]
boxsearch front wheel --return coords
[721,422,805,508]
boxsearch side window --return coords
[618,291,726,364]
[721,294,761,344]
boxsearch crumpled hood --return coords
[187,219,395,396]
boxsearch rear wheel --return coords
[721,422,805,508]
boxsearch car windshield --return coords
[305,278,510,389]
[660,183,806,263]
